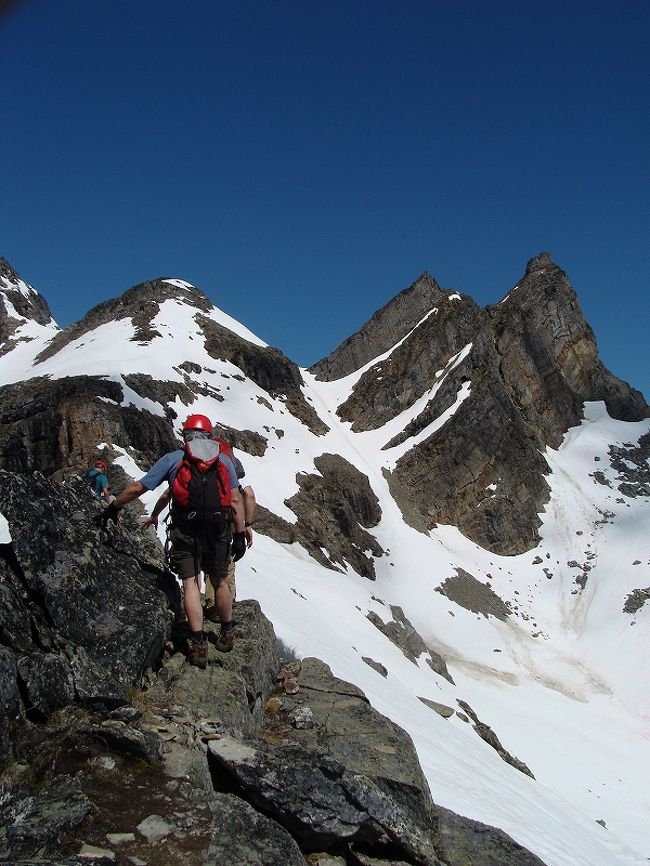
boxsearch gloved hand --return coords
[231,531,246,562]
[93,502,121,529]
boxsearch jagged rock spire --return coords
[310,272,447,381]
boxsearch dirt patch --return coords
[26,716,216,866]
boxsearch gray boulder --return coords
[206,792,306,866]
[208,736,443,866]
[435,804,547,866]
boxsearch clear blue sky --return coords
[2,0,648,396]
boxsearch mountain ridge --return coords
[1,253,649,865]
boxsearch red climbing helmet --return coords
[95,459,108,472]
[182,414,213,435]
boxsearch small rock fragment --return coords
[291,706,314,729]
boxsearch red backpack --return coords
[214,438,233,459]
[171,437,232,527]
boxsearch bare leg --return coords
[183,576,203,633]
[209,574,233,624]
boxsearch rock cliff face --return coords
[0,471,546,866]
[487,253,648,444]
[312,253,648,553]
[0,471,171,729]
[0,376,179,480]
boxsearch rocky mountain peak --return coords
[0,258,56,328]
[524,250,556,275]
[488,253,648,434]
[310,271,448,381]
[330,253,647,553]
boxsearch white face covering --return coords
[185,436,221,463]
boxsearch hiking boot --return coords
[215,627,236,653]
[187,638,208,668]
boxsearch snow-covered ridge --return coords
[1,258,649,866]
[161,279,267,347]
[0,268,60,384]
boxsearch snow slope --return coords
[2,282,649,866]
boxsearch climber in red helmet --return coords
[94,413,246,667]
[84,458,112,504]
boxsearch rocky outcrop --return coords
[251,454,385,579]
[435,569,512,621]
[434,804,547,866]
[455,700,534,778]
[487,253,648,446]
[384,343,552,553]
[366,604,454,683]
[285,453,385,579]
[623,587,650,615]
[0,375,178,478]
[0,470,547,866]
[609,430,650,499]
[0,258,55,331]
[0,470,172,745]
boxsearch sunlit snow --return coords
[2,285,649,866]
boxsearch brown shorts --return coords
[169,523,231,582]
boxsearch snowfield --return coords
[2,276,649,866]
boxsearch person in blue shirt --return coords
[84,459,111,504]
[94,414,246,668]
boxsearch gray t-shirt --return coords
[139,448,238,491]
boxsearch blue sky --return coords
[2,0,648,396]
